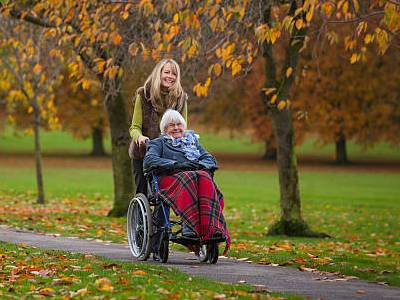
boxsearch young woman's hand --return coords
[138,135,149,145]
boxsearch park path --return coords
[0,226,399,300]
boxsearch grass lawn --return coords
[0,166,399,286]
[0,242,298,299]
[1,127,400,160]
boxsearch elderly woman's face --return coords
[165,121,184,138]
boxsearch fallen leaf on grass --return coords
[31,269,53,277]
[95,277,114,291]
[39,287,54,296]
[70,288,88,297]
[102,263,120,270]
[132,270,147,276]
[157,288,170,295]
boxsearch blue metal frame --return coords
[153,174,171,230]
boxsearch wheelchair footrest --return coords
[201,236,227,245]
[170,235,200,246]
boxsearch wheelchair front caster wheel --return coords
[197,245,208,263]
[207,243,219,264]
[158,236,169,263]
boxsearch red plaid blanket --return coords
[158,170,230,253]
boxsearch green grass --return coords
[1,127,400,159]
[0,242,299,299]
[0,166,399,286]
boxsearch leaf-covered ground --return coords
[1,242,299,299]
[0,166,399,287]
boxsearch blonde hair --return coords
[137,58,186,113]
[160,109,187,133]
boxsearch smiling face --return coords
[160,62,177,89]
[165,121,184,138]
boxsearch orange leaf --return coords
[214,63,222,76]
[33,64,42,75]
[111,32,122,46]
[132,270,147,276]
[286,67,293,78]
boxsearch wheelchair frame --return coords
[127,173,220,264]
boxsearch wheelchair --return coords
[127,173,223,264]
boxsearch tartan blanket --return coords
[158,170,230,253]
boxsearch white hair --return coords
[160,109,187,133]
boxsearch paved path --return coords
[0,227,399,300]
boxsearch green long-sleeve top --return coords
[129,94,188,142]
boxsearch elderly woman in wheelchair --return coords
[127,109,229,264]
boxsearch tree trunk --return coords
[33,104,45,204]
[262,2,329,237]
[104,90,135,217]
[263,139,277,160]
[90,127,106,156]
[335,135,348,164]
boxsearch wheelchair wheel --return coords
[127,193,152,261]
[158,232,169,263]
[208,243,219,264]
[198,245,208,263]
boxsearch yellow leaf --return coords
[262,87,276,96]
[286,67,293,78]
[27,107,33,114]
[82,79,91,90]
[231,60,242,76]
[350,53,358,64]
[364,34,373,44]
[214,63,222,76]
[33,64,42,75]
[271,94,277,104]
[205,77,212,87]
[306,10,313,22]
[173,13,179,24]
[270,29,280,44]
[277,101,287,110]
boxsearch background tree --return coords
[0,18,63,204]
[56,70,108,157]
[295,44,400,164]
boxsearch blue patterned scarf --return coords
[163,130,201,161]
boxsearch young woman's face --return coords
[160,63,177,89]
[165,121,184,138]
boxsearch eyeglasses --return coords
[167,122,184,129]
